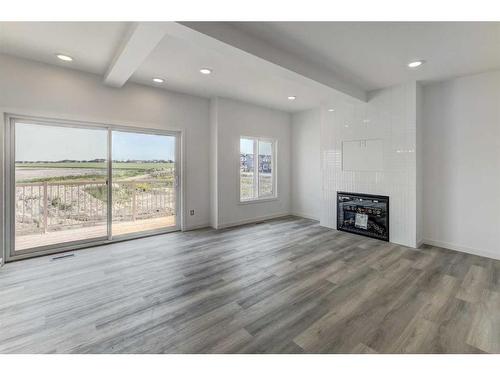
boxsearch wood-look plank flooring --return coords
[1,216,500,353]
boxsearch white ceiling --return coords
[231,22,500,91]
[130,33,332,112]
[0,22,129,75]
[1,21,500,112]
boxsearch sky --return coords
[240,138,272,155]
[113,131,175,161]
[15,123,176,161]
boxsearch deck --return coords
[15,216,176,251]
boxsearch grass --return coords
[16,161,175,183]
[50,196,73,211]
[240,172,273,200]
[85,181,173,204]
[18,174,107,184]
[16,162,174,170]
[16,170,145,183]
[85,185,131,204]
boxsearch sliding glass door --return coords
[12,120,109,254]
[111,130,178,238]
[7,116,180,260]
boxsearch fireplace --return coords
[337,192,389,241]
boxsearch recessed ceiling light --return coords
[152,77,164,83]
[56,54,73,62]
[408,60,425,68]
[200,68,212,75]
[328,108,335,112]
[288,96,297,101]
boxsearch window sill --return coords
[239,197,279,205]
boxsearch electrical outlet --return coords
[190,210,195,216]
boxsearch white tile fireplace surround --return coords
[320,82,420,248]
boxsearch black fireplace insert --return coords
[337,192,389,241]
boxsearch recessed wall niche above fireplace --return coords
[337,192,389,241]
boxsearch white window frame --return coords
[239,136,277,204]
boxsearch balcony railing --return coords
[15,180,175,235]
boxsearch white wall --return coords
[416,83,424,247]
[291,109,321,220]
[0,53,211,257]
[210,97,291,227]
[0,114,4,267]
[423,70,500,259]
[321,82,418,248]
[209,98,219,228]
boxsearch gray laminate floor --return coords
[1,216,500,353]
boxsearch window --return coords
[240,137,276,202]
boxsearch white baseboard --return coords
[423,238,500,261]
[217,212,291,229]
[183,223,210,231]
[291,212,320,221]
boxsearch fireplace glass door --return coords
[337,192,389,241]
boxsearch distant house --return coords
[240,154,272,173]
[240,154,254,172]
[259,155,272,173]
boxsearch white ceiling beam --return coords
[175,22,367,102]
[104,22,168,88]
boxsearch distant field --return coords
[15,162,175,183]
[16,162,174,170]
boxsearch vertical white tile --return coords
[320,84,418,247]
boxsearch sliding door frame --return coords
[109,127,181,242]
[4,114,182,262]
